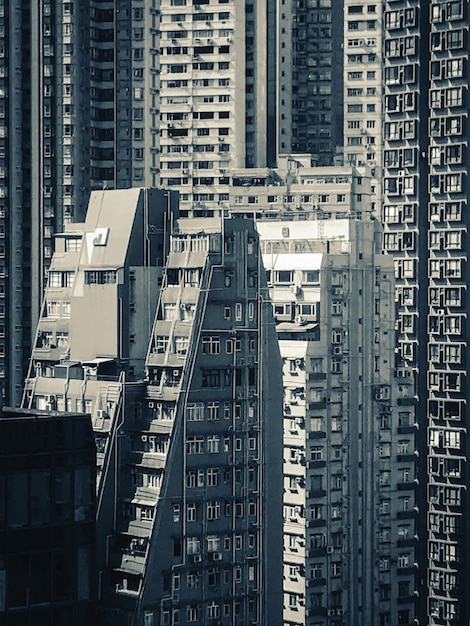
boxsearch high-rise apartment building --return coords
[21,187,175,506]
[22,187,284,626]
[383,2,468,624]
[276,0,343,165]
[342,0,383,231]
[158,0,276,216]
[230,160,417,626]
[277,0,384,213]
[343,1,383,172]
[1,0,277,406]
[2,0,162,405]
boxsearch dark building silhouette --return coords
[0,407,97,625]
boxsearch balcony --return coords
[397,453,417,462]
[397,481,418,491]
[308,431,326,440]
[398,425,416,434]
[308,460,326,470]
[308,372,327,381]
[398,396,417,406]
[308,400,327,410]
[308,489,327,498]
[308,519,327,528]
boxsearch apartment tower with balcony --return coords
[230,160,417,626]
[112,215,284,626]
[342,0,383,219]
[21,187,176,617]
[158,0,276,216]
[383,2,469,624]
[1,0,163,406]
[276,0,344,165]
[21,187,284,625]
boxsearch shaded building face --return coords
[0,409,97,625]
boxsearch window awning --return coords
[262,253,323,271]
[82,357,115,365]
[276,322,318,332]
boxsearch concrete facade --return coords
[22,189,284,626]
[383,2,469,623]
[158,0,275,216]
[276,0,344,165]
[230,163,417,626]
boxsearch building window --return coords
[84,270,117,285]
[187,605,200,622]
[207,468,219,486]
[202,336,220,354]
[186,403,204,421]
[207,436,220,454]
[207,501,221,520]
[206,535,220,552]
[46,301,60,317]
[207,402,220,420]
[202,369,221,387]
[187,503,197,522]
[186,437,204,454]
[331,562,341,577]
[49,271,75,288]
[379,557,390,571]
[56,332,69,349]
[187,571,199,588]
[311,446,323,461]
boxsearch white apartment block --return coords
[230,162,417,626]
[343,0,383,220]
[158,0,273,216]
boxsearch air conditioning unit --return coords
[336,609,345,616]
[295,358,304,367]
[295,316,306,326]
[96,409,107,419]
[212,552,222,561]
[328,609,336,616]
[148,401,155,409]
[327,546,334,554]
[142,435,148,443]
[193,555,202,563]
[173,369,180,378]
